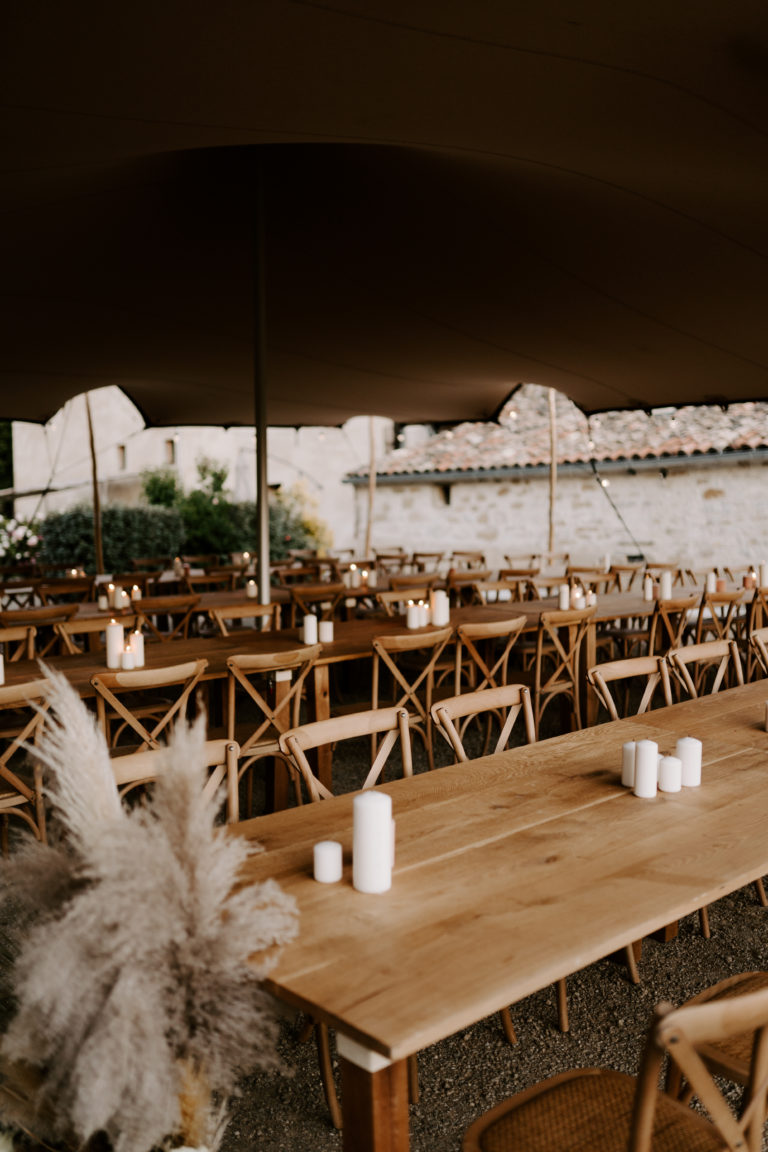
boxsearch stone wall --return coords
[352,457,768,571]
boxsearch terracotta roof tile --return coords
[348,385,768,479]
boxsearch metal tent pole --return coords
[254,159,270,603]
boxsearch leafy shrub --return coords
[40,505,184,573]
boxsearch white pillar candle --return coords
[558,583,570,609]
[302,614,318,644]
[406,601,419,628]
[659,755,682,793]
[660,570,673,599]
[633,739,658,799]
[418,600,430,626]
[319,620,334,643]
[130,630,145,668]
[706,571,717,593]
[106,620,124,669]
[761,562,768,588]
[350,564,361,588]
[246,579,257,599]
[677,736,702,786]
[313,840,343,884]
[107,582,116,607]
[643,573,654,601]
[571,592,586,610]
[361,569,369,586]
[586,589,597,607]
[621,741,636,788]
[353,791,393,894]
[121,645,135,670]
[97,592,109,611]
[130,584,142,601]
[120,589,131,610]
[0,653,5,687]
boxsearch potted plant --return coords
[0,668,298,1152]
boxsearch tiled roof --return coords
[348,384,768,479]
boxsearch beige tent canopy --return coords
[2,1,768,428]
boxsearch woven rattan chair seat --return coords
[470,1069,723,1152]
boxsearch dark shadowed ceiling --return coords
[2,1,768,426]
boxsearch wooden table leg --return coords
[583,619,598,726]
[312,663,332,792]
[339,1046,410,1152]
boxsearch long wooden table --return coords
[235,679,768,1151]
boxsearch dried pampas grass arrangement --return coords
[0,667,298,1152]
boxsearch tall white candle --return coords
[406,601,419,628]
[633,739,658,798]
[0,653,5,687]
[643,573,654,601]
[621,741,636,788]
[706,571,717,593]
[302,614,318,644]
[246,579,257,599]
[121,645,135,670]
[659,570,673,599]
[106,620,124,669]
[113,584,124,609]
[658,755,682,793]
[558,584,570,610]
[350,564,361,588]
[130,630,145,668]
[313,840,343,884]
[676,736,702,786]
[353,791,393,893]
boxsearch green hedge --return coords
[40,505,185,573]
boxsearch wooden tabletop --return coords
[236,679,768,1068]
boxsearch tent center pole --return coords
[254,160,270,604]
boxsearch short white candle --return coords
[417,600,429,626]
[659,755,682,793]
[246,579,257,599]
[621,741,636,788]
[350,564,361,588]
[318,620,334,643]
[677,736,702,786]
[353,791,393,893]
[313,840,343,884]
[586,589,597,607]
[633,739,658,799]
[121,645,136,670]
[130,630,145,668]
[406,601,419,628]
[97,593,109,611]
[120,589,131,610]
[106,620,124,669]
[131,584,142,601]
[302,614,318,645]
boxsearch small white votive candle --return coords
[677,736,702,786]
[621,741,636,788]
[313,840,343,884]
[120,590,131,610]
[97,593,109,611]
[121,645,136,670]
[246,579,257,599]
[659,755,682,793]
[634,739,658,799]
[130,630,145,668]
[319,620,334,643]
[131,584,142,601]
[353,791,393,893]
[302,614,318,644]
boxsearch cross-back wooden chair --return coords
[450,550,487,570]
[37,576,94,605]
[526,607,595,737]
[609,563,644,591]
[454,615,528,694]
[645,562,687,587]
[287,582,345,627]
[274,563,322,586]
[54,613,139,656]
[647,593,700,656]
[749,625,768,677]
[667,639,744,699]
[0,605,78,657]
[746,587,768,680]
[207,601,279,636]
[462,983,768,1152]
[587,655,673,722]
[389,572,442,591]
[0,578,41,610]
[134,594,201,641]
[279,705,412,800]
[184,571,235,594]
[91,658,208,753]
[376,588,432,617]
[110,737,240,822]
[532,551,570,574]
[694,588,745,645]
[225,645,322,814]
[374,550,408,576]
[471,579,521,605]
[372,625,454,770]
[447,568,492,606]
[0,624,37,662]
[524,573,570,600]
[411,550,444,572]
[0,679,50,853]
[497,567,540,595]
[432,684,535,762]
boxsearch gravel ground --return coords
[221,711,768,1152]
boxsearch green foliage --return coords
[40,505,184,573]
[140,467,183,508]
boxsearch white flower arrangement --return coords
[0,518,41,565]
[0,667,298,1152]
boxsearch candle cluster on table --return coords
[406,599,430,628]
[621,736,702,798]
[106,620,146,669]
